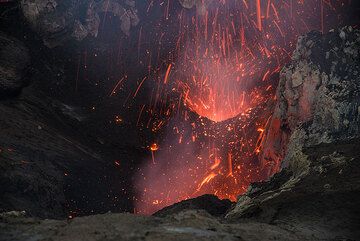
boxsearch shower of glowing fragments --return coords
[133,0,348,214]
[180,51,252,122]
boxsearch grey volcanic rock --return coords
[0,32,30,97]
[260,26,360,174]
[0,210,304,241]
[154,194,234,218]
[227,140,360,239]
[20,0,139,47]
[226,27,360,240]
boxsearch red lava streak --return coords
[133,0,351,214]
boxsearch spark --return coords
[109,77,126,97]
[163,63,172,84]
[150,143,159,151]
[150,143,159,164]
[256,0,262,31]
[133,76,147,98]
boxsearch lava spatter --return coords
[133,0,353,214]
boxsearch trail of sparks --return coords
[256,0,262,31]
[127,0,351,214]
[133,76,147,98]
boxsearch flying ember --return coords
[133,0,349,214]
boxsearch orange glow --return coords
[210,157,221,170]
[150,143,159,151]
[197,172,217,192]
[132,0,346,214]
[227,153,233,177]
[115,115,123,124]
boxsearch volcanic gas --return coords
[131,0,353,214]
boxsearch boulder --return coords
[154,194,234,218]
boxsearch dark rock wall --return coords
[0,83,135,218]
[0,32,30,98]
[0,0,151,218]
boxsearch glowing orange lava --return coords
[133,0,350,214]
[150,143,159,151]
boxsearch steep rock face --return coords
[260,26,360,175]
[226,27,360,239]
[0,67,137,218]
[20,0,139,47]
[0,32,30,98]
[0,85,107,218]
[0,4,144,219]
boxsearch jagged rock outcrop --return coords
[226,27,360,239]
[260,26,360,175]
[20,0,139,47]
[0,32,30,98]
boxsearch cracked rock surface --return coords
[260,26,360,173]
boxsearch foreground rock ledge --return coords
[1,28,359,241]
[0,210,309,241]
